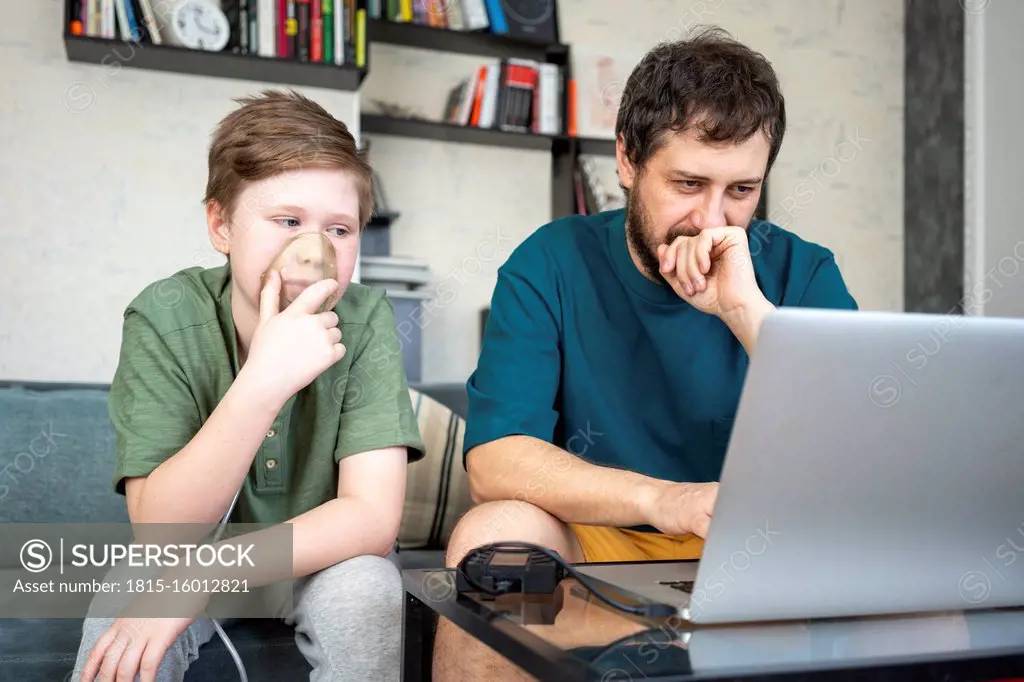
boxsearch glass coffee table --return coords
[403,565,1024,681]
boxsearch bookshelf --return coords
[361,113,564,151]
[366,17,567,62]
[358,12,616,220]
[61,2,767,220]
[63,34,367,91]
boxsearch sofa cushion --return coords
[400,389,473,551]
[0,385,127,526]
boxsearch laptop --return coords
[575,308,1024,624]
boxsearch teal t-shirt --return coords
[465,209,857,491]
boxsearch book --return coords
[440,58,564,137]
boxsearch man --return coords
[433,27,858,680]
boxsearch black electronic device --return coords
[499,0,559,44]
[456,544,565,597]
[455,542,678,617]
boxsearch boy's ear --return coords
[206,200,231,255]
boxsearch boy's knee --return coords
[305,554,403,614]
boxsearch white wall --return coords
[965,0,1024,317]
[0,0,904,385]
[362,0,905,383]
[0,0,359,382]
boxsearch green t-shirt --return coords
[109,265,424,525]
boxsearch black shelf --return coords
[367,19,567,63]
[576,137,617,157]
[361,114,562,152]
[369,211,401,227]
[62,35,366,91]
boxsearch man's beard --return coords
[625,184,699,285]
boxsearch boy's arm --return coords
[122,369,284,525]
[288,292,424,572]
[290,444,407,573]
[122,276,345,526]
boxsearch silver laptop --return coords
[576,308,1024,624]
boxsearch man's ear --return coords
[615,135,636,191]
[206,200,231,255]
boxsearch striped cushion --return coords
[400,388,474,549]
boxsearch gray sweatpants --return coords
[67,553,404,682]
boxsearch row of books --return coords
[443,58,565,136]
[375,0,499,33]
[68,1,368,67]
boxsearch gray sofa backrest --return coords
[0,382,129,525]
[0,379,468,527]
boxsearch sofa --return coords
[0,379,472,681]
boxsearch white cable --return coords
[212,616,248,682]
[210,487,247,682]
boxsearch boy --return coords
[73,89,424,682]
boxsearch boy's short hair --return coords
[203,89,374,227]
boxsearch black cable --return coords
[456,541,678,618]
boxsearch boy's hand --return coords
[245,270,346,405]
[79,615,196,682]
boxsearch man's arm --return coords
[468,435,664,527]
[468,435,715,538]
[467,236,714,538]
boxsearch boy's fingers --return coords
[288,279,339,315]
[139,639,164,682]
[80,628,115,682]
[318,311,340,328]
[116,638,146,682]
[259,270,281,325]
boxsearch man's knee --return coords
[445,499,582,567]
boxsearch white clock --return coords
[167,0,231,51]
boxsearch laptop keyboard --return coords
[657,580,694,594]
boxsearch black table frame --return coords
[403,567,1024,682]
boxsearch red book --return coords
[277,0,289,57]
[311,0,323,62]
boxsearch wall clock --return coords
[169,0,231,51]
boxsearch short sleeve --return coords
[796,255,859,311]
[335,296,425,463]
[464,246,562,460]
[110,311,202,494]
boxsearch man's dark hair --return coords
[616,26,786,177]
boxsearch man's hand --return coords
[242,270,346,405]
[656,226,763,316]
[657,226,775,354]
[80,615,196,682]
[643,481,719,538]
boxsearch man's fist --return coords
[657,226,762,318]
[644,481,719,538]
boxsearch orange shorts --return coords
[570,524,704,563]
